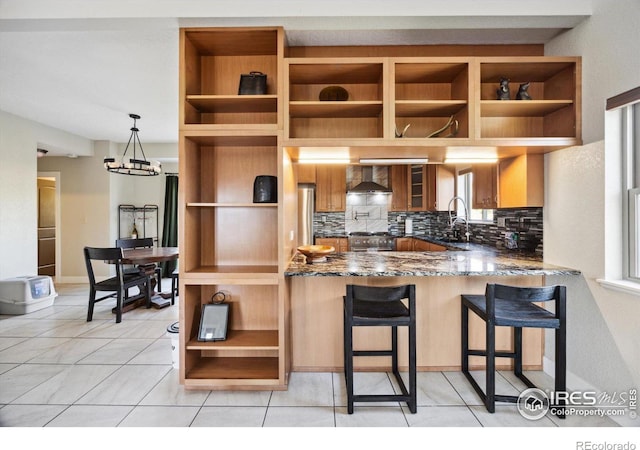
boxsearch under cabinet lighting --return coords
[444,158,498,164]
[297,158,351,164]
[359,158,429,165]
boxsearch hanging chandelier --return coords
[104,113,161,176]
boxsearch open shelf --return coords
[289,101,383,118]
[393,60,469,139]
[186,95,278,113]
[287,58,385,139]
[481,100,574,117]
[185,357,280,381]
[187,203,277,208]
[181,28,281,126]
[395,100,467,117]
[187,330,279,351]
[479,58,579,139]
[184,265,279,284]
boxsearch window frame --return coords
[608,87,640,282]
[457,169,494,223]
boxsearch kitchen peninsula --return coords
[285,248,579,372]
[177,26,582,390]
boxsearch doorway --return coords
[37,174,60,279]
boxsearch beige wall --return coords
[544,0,640,403]
[0,112,38,279]
[37,144,112,280]
[0,110,178,282]
[0,110,93,280]
[36,142,178,282]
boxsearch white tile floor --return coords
[0,283,622,430]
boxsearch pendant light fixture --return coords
[104,113,161,176]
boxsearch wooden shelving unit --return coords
[393,59,469,139]
[479,57,580,140]
[286,58,385,139]
[179,27,290,390]
[283,55,581,159]
[177,31,583,388]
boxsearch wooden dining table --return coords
[120,246,179,311]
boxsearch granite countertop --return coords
[285,250,580,277]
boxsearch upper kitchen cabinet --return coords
[407,164,455,212]
[316,165,347,212]
[285,58,385,140]
[393,59,470,140]
[426,165,456,211]
[498,154,544,208]
[389,165,408,212]
[472,164,498,209]
[180,27,284,129]
[296,163,316,184]
[478,57,581,144]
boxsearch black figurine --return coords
[516,82,532,100]
[496,78,510,100]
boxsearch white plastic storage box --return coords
[0,276,57,315]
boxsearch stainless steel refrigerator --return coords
[297,184,315,246]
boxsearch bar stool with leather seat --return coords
[461,283,566,416]
[343,284,417,414]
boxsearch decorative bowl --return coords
[297,245,335,264]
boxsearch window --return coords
[457,170,494,222]
[608,87,640,282]
[622,102,640,280]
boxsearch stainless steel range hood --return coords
[347,166,391,193]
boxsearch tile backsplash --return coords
[315,207,544,254]
[345,193,390,233]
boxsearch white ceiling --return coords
[0,0,592,154]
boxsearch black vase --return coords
[253,175,277,203]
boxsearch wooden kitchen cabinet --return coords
[389,165,408,212]
[395,237,447,252]
[395,237,413,251]
[315,165,346,212]
[426,164,456,211]
[498,154,543,207]
[408,164,455,212]
[296,163,316,183]
[408,164,427,211]
[179,27,289,391]
[472,164,498,209]
[315,237,348,252]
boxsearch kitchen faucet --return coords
[447,196,471,242]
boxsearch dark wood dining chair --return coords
[115,237,162,292]
[83,246,152,323]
